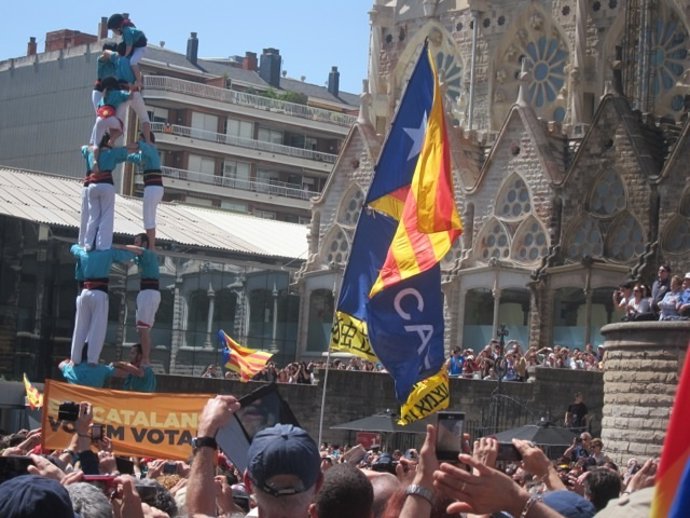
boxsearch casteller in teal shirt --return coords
[123,365,156,392]
[60,361,114,388]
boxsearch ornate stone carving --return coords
[428,27,443,47]
[530,12,544,31]
[496,68,507,84]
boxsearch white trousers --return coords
[78,186,89,248]
[143,185,164,229]
[83,183,115,251]
[136,289,161,328]
[70,289,109,364]
[129,91,150,124]
[90,114,124,146]
[91,90,103,114]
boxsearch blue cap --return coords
[0,475,78,517]
[247,424,320,497]
[542,490,596,518]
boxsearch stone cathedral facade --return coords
[294,0,690,356]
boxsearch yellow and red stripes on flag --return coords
[370,47,462,298]
[651,343,690,517]
[221,331,273,382]
[368,186,410,222]
[23,373,43,409]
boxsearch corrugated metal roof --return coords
[0,167,308,260]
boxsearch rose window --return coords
[606,213,645,261]
[662,216,690,253]
[325,228,349,266]
[566,217,604,259]
[589,170,626,216]
[339,188,365,226]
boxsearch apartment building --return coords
[0,19,359,223]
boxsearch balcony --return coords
[147,166,315,208]
[153,122,337,171]
[144,76,357,130]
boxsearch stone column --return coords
[600,321,689,466]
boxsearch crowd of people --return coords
[446,340,604,381]
[612,264,690,321]
[202,358,387,384]
[0,394,658,517]
[197,339,606,386]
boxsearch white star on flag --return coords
[403,111,428,162]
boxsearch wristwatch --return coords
[191,436,218,452]
[405,484,435,506]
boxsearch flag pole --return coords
[316,346,333,447]
[317,277,338,446]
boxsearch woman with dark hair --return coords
[624,283,654,321]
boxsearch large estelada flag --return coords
[331,41,461,422]
[652,347,690,517]
[219,330,273,382]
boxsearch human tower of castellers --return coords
[60,13,160,391]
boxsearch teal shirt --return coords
[127,141,161,171]
[134,249,160,279]
[61,363,114,388]
[99,89,130,110]
[112,54,135,85]
[81,146,95,172]
[70,245,135,278]
[122,25,145,48]
[123,366,156,392]
[97,54,118,81]
[97,146,129,172]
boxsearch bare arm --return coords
[187,395,241,517]
[112,244,144,254]
[513,439,566,491]
[112,361,144,377]
[434,455,566,518]
[399,425,437,518]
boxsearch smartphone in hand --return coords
[436,411,465,461]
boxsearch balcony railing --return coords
[152,122,337,164]
[144,75,357,128]
[158,166,316,201]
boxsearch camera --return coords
[371,453,398,474]
[496,443,523,462]
[58,401,80,422]
[163,462,177,475]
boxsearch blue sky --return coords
[2,1,373,94]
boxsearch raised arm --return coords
[187,395,241,517]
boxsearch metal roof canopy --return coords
[0,167,308,261]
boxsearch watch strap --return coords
[405,484,435,506]
[192,436,218,450]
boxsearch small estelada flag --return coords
[23,373,43,410]
[218,330,273,382]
